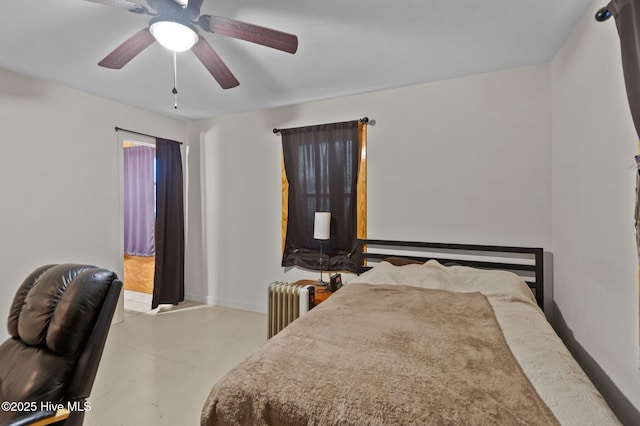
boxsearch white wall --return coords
[551,1,640,416]
[0,67,185,341]
[187,64,552,312]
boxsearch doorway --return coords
[123,139,156,315]
[116,131,187,320]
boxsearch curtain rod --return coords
[114,127,183,144]
[595,6,612,21]
[272,117,371,135]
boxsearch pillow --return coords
[383,257,424,266]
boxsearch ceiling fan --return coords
[86,0,299,89]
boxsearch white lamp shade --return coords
[150,20,198,52]
[313,212,331,240]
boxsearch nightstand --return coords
[293,280,334,307]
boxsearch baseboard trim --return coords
[185,292,266,314]
[553,302,640,426]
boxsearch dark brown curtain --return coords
[609,0,640,263]
[609,0,640,139]
[281,120,360,272]
[152,138,185,309]
[636,155,640,256]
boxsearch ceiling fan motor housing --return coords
[147,0,203,21]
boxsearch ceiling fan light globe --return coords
[150,20,198,52]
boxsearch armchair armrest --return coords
[3,408,70,426]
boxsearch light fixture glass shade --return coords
[314,212,331,240]
[149,20,198,52]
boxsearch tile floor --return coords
[84,290,267,425]
[123,289,153,318]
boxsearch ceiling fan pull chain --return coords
[172,51,178,109]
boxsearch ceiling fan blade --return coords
[191,37,240,89]
[98,28,156,69]
[84,0,149,14]
[198,15,298,54]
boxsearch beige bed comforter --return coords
[202,274,560,424]
[348,260,620,425]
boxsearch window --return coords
[280,120,367,273]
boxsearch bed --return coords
[201,239,620,425]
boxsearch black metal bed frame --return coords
[354,239,545,311]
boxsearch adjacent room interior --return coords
[123,140,155,293]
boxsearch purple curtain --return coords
[124,146,155,256]
[152,138,185,309]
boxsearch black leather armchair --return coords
[0,264,122,426]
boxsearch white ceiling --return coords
[0,0,598,121]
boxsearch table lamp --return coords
[314,212,331,285]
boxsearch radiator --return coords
[268,282,315,338]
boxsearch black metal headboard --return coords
[354,239,545,311]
